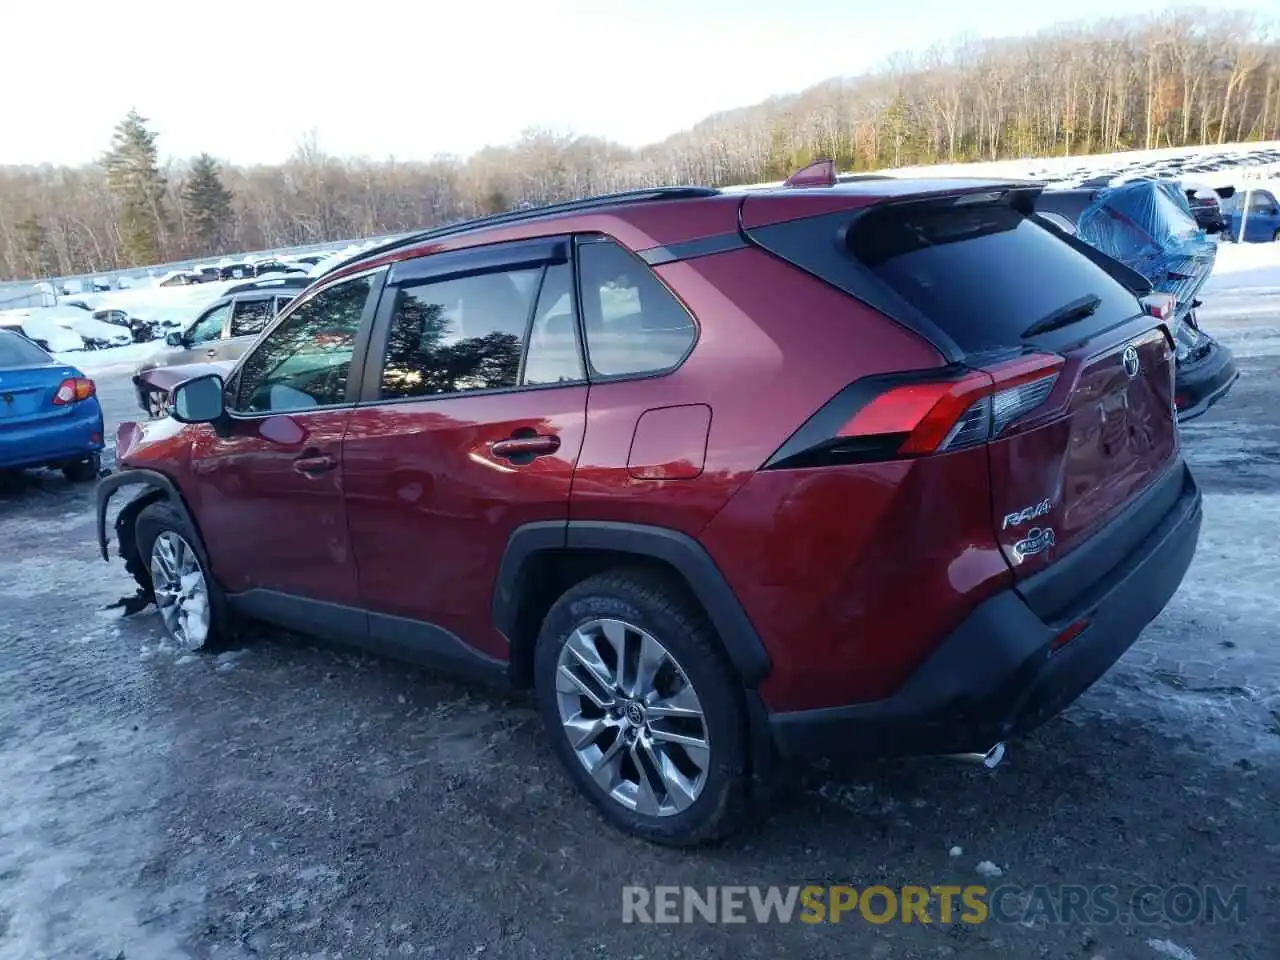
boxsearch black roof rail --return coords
[318,186,721,278]
[223,275,312,296]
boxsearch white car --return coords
[18,314,85,352]
[21,306,130,350]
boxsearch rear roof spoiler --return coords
[783,159,838,188]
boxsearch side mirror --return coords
[170,373,226,424]
[165,331,184,347]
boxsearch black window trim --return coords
[357,235,587,406]
[572,233,700,384]
[222,264,387,420]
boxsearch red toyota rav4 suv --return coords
[97,174,1202,845]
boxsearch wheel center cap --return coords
[624,701,646,726]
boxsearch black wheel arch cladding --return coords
[495,520,772,688]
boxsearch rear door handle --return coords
[293,454,337,475]
[490,435,560,459]
[206,348,218,358]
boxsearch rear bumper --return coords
[0,401,104,470]
[770,460,1202,758]
[1176,340,1238,422]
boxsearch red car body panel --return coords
[342,386,588,661]
[189,410,358,603]
[570,249,943,536]
[700,448,1012,712]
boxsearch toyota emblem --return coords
[1122,345,1140,379]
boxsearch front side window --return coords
[379,268,540,399]
[188,304,230,344]
[577,239,696,377]
[275,295,295,315]
[230,298,273,337]
[235,274,373,413]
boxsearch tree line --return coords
[1,8,1277,282]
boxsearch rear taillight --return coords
[1141,292,1176,322]
[53,377,95,405]
[764,354,1063,470]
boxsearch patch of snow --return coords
[1147,938,1197,960]
[51,340,173,375]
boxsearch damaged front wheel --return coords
[133,500,232,650]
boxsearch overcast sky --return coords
[4,0,1273,167]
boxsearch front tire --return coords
[534,568,750,846]
[134,501,231,651]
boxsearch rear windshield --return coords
[846,202,1142,353]
[0,330,52,366]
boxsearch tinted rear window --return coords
[847,202,1142,353]
[0,330,52,366]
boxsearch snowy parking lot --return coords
[2,246,1280,959]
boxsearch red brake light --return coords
[1140,292,1176,321]
[763,354,1064,470]
[842,354,1063,456]
[840,372,990,454]
[53,377,95,405]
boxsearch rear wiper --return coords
[1021,293,1102,338]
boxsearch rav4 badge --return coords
[1002,498,1052,529]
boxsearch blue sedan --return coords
[0,329,104,481]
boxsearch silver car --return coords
[132,288,298,416]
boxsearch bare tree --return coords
[1,9,1277,281]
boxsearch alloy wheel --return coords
[555,618,711,816]
[150,531,211,650]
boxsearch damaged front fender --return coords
[95,468,193,563]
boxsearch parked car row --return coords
[101,169,1205,845]
[1033,178,1239,420]
[0,305,132,353]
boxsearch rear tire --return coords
[534,567,751,846]
[62,453,101,483]
[134,500,232,651]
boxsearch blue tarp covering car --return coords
[1035,179,1239,421]
[1076,179,1218,320]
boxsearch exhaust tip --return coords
[982,742,1006,769]
[948,742,1006,769]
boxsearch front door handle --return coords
[206,348,218,358]
[491,435,560,460]
[293,453,337,475]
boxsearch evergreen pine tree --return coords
[14,213,57,279]
[183,153,234,254]
[102,109,168,266]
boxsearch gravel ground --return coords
[1,321,1278,960]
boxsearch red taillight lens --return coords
[763,354,1064,470]
[53,377,95,405]
[844,354,1062,456]
[1140,292,1176,322]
